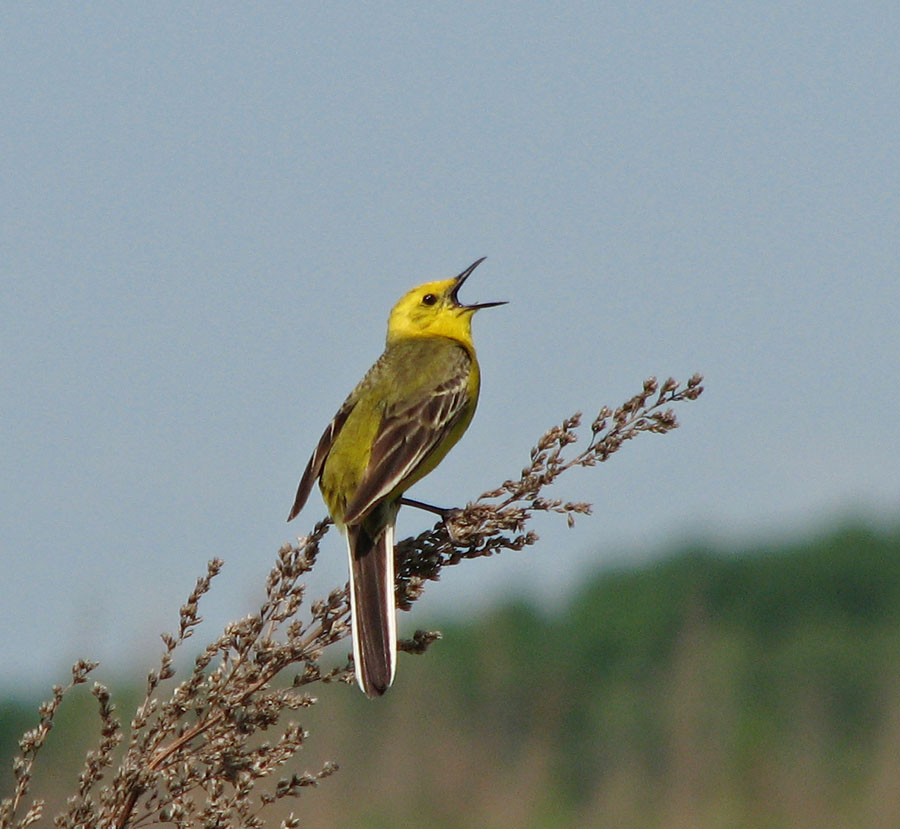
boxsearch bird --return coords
[287,258,505,697]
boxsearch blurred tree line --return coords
[3,520,900,827]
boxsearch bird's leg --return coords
[399,498,464,544]
[398,497,457,520]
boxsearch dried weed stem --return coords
[0,375,703,827]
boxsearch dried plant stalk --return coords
[0,375,703,828]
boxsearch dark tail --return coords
[346,521,397,697]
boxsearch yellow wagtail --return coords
[288,258,505,696]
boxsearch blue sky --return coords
[2,3,898,687]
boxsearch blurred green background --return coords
[5,521,900,827]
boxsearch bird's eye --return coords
[422,293,437,306]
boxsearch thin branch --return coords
[0,375,703,828]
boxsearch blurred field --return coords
[3,522,900,827]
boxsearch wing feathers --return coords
[342,368,470,524]
[287,401,354,522]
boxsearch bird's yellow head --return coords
[386,258,506,346]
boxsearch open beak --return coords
[450,257,508,310]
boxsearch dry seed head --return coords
[4,373,703,828]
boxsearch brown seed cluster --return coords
[1,375,702,827]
